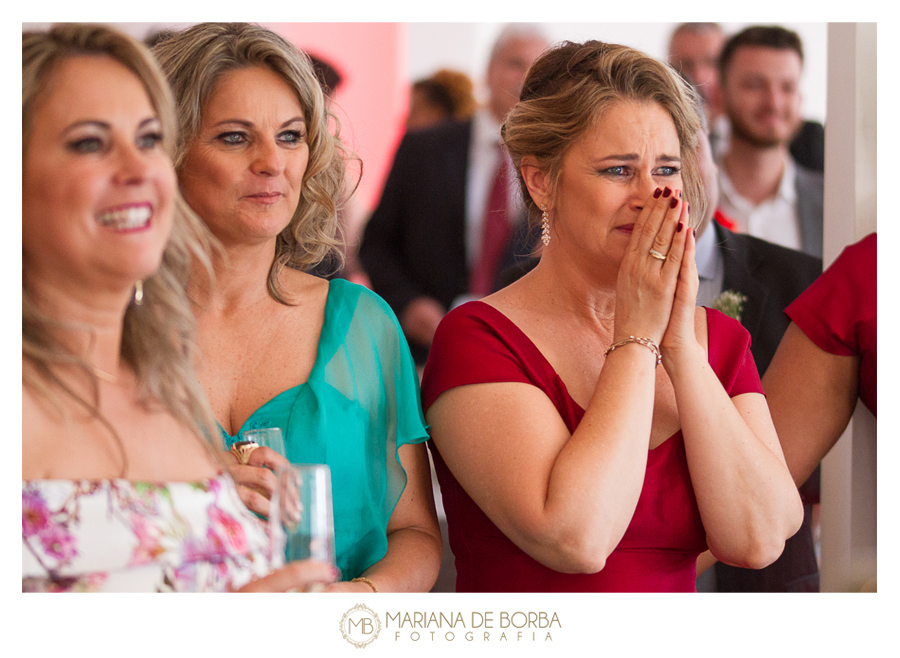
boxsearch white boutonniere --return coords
[712,290,748,321]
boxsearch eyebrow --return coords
[210,116,306,129]
[63,117,160,132]
[594,153,682,164]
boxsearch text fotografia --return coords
[386,611,561,642]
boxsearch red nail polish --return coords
[662,187,672,198]
[677,221,684,232]
[653,188,662,198]
[670,196,678,208]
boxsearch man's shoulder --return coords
[716,223,822,276]
[401,118,472,150]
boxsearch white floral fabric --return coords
[22,474,270,592]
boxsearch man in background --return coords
[668,23,728,152]
[692,115,822,593]
[716,25,823,257]
[668,22,825,176]
[360,24,549,364]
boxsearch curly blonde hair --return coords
[152,23,352,302]
[22,23,220,472]
[502,40,706,231]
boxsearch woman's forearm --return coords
[357,526,443,592]
[666,346,803,568]
[354,442,442,592]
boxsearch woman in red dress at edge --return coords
[421,40,803,592]
[763,232,877,492]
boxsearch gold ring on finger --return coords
[649,249,667,261]
[231,440,259,465]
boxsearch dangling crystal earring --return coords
[133,280,144,306]
[540,205,551,246]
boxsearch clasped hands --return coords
[614,186,700,366]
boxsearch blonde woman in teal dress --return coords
[153,23,442,592]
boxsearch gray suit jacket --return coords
[796,163,824,259]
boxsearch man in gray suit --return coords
[360,25,548,364]
[692,121,822,593]
[716,25,823,258]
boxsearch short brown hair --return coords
[719,25,804,81]
[412,69,477,121]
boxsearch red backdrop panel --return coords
[263,22,408,215]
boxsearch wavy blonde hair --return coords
[152,23,352,302]
[502,40,706,231]
[22,24,220,472]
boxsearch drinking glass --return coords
[269,463,337,587]
[240,427,286,457]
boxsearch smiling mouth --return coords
[97,204,152,231]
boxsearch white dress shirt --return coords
[718,156,802,252]
[464,109,522,269]
[695,221,725,308]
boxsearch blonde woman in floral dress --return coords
[22,24,335,593]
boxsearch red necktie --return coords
[469,152,511,296]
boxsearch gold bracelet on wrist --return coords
[352,577,378,593]
[604,335,662,366]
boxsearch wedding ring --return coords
[649,249,667,261]
[231,440,259,465]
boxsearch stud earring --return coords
[133,280,144,306]
[540,205,551,246]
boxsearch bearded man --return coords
[717,25,823,258]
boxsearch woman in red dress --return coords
[421,41,803,592]
[763,232,877,488]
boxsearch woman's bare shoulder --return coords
[22,383,68,479]
[281,268,330,310]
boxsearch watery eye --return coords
[137,132,163,149]
[220,132,246,145]
[69,137,103,154]
[656,166,680,177]
[604,166,627,176]
[279,130,306,145]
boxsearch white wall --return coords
[819,22,877,592]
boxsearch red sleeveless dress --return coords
[422,302,763,592]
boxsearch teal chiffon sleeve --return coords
[221,279,429,579]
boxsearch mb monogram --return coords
[340,604,382,648]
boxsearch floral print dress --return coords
[22,474,270,592]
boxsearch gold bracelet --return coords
[352,577,378,593]
[604,335,662,366]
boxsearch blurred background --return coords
[21,22,828,219]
